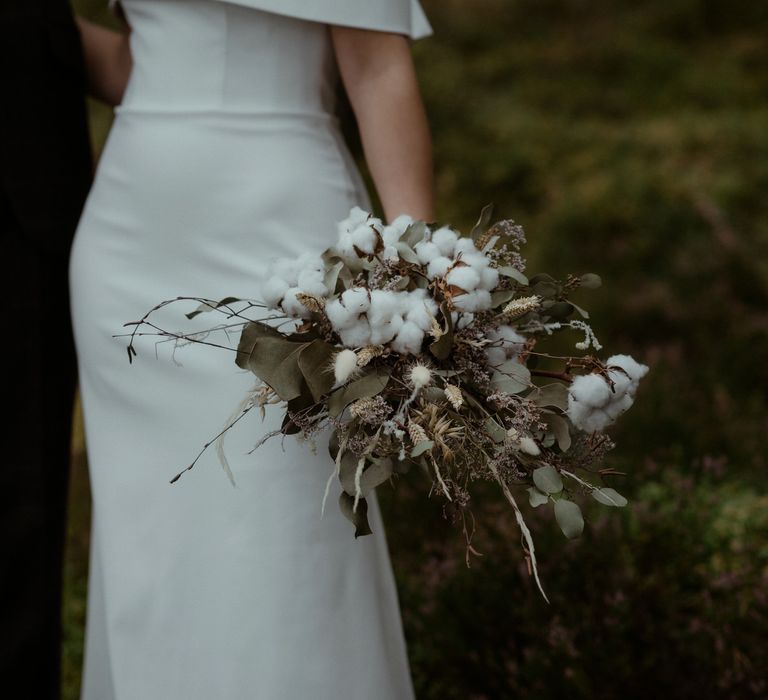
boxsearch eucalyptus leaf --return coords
[542,413,572,451]
[327,368,390,417]
[402,221,428,248]
[554,499,584,538]
[491,289,516,308]
[484,418,506,443]
[297,340,335,402]
[533,465,563,494]
[528,486,549,508]
[411,440,434,457]
[490,360,531,395]
[497,266,529,285]
[470,203,495,243]
[532,383,569,412]
[323,260,345,296]
[569,301,590,319]
[579,273,602,289]
[542,301,574,320]
[395,242,420,264]
[236,322,308,400]
[338,491,373,538]
[591,487,628,507]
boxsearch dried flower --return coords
[408,421,429,445]
[333,349,358,384]
[409,363,432,389]
[444,385,463,410]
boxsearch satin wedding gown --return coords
[68,1,432,697]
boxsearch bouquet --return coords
[124,204,649,601]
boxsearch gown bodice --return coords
[119,0,341,116]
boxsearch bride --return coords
[71,1,434,698]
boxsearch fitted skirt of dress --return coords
[69,104,416,699]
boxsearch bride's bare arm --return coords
[75,16,132,107]
[330,26,435,224]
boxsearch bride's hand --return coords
[75,14,132,108]
[330,25,435,224]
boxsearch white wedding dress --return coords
[68,1,432,698]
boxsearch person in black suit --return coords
[0,2,129,698]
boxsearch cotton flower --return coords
[280,287,311,319]
[446,265,481,292]
[391,320,424,355]
[426,256,453,279]
[431,226,459,256]
[367,289,400,327]
[415,240,441,265]
[452,289,491,312]
[382,213,414,245]
[340,287,370,315]
[338,320,372,348]
[369,313,403,345]
[566,355,649,433]
[324,297,359,330]
[259,276,290,309]
[296,268,327,298]
[333,349,358,384]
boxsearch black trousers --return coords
[1,193,78,700]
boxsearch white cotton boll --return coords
[367,290,401,327]
[350,224,378,255]
[296,252,324,273]
[325,297,358,330]
[462,252,491,269]
[297,269,328,298]
[456,313,474,330]
[606,354,650,384]
[409,364,432,389]
[390,320,424,355]
[341,287,370,314]
[569,373,613,409]
[280,287,311,319]
[259,276,290,309]
[478,266,500,291]
[485,346,507,367]
[446,266,481,292]
[333,349,358,384]
[454,238,479,256]
[580,408,613,433]
[369,314,403,345]
[336,232,358,261]
[406,299,438,332]
[382,245,399,260]
[273,258,299,286]
[431,226,459,256]
[382,213,414,245]
[337,205,371,236]
[452,289,491,312]
[605,368,632,399]
[426,256,453,279]
[604,392,634,420]
[415,240,441,265]
[338,320,372,348]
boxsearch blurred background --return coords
[66,1,768,698]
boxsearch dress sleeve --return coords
[216,0,432,39]
[109,0,431,39]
